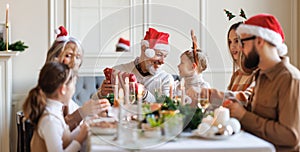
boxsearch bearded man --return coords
[225,14,300,152]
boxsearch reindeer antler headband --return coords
[224,8,247,21]
[190,29,199,66]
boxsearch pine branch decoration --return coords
[0,39,28,52]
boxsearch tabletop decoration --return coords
[124,77,129,105]
[169,82,173,99]
[179,105,204,131]
[143,114,163,138]
[116,88,125,143]
[180,78,185,105]
[192,106,241,139]
[137,84,143,122]
[5,4,9,51]
[113,75,119,107]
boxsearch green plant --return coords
[0,38,28,51]
[159,95,179,111]
[179,105,204,130]
[146,114,162,127]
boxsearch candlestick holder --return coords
[5,24,10,52]
[0,23,10,51]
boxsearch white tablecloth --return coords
[88,131,275,152]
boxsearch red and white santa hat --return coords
[141,28,170,58]
[116,38,130,51]
[236,14,287,56]
[55,26,70,42]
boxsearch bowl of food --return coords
[90,117,117,135]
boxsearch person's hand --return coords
[98,98,111,114]
[222,99,233,107]
[98,80,114,97]
[78,98,111,118]
[235,92,247,102]
[75,122,89,144]
[208,88,225,108]
[225,101,247,120]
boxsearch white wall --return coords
[0,0,297,150]
[0,0,48,95]
[0,0,295,103]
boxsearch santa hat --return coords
[116,38,130,51]
[141,28,170,58]
[55,26,70,42]
[236,14,287,56]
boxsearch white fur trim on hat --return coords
[55,28,61,35]
[145,48,155,58]
[141,40,149,47]
[56,36,70,42]
[141,40,170,52]
[236,24,287,56]
[117,43,130,50]
[153,43,170,52]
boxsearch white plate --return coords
[92,117,116,123]
[192,129,241,140]
[90,127,116,135]
[90,117,117,135]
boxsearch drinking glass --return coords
[163,113,183,139]
[129,82,136,104]
[154,78,163,101]
[197,88,210,112]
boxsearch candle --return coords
[5,4,9,52]
[114,75,119,107]
[124,77,129,105]
[137,84,143,121]
[169,82,173,99]
[181,78,185,105]
[5,4,9,27]
[117,88,124,142]
[214,106,230,125]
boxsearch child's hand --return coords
[75,123,89,144]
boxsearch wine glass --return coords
[197,88,210,113]
[129,82,136,104]
[154,78,162,101]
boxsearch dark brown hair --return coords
[23,62,74,127]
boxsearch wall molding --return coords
[291,0,298,67]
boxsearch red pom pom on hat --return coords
[236,14,287,56]
[141,28,170,58]
[55,26,69,41]
[116,38,130,51]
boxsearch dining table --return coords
[88,130,276,152]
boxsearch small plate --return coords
[90,117,117,135]
[90,127,116,135]
[192,129,241,140]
